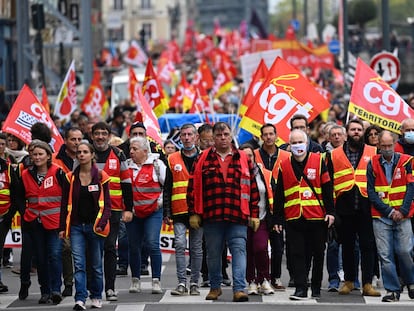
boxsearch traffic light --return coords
[31,3,45,30]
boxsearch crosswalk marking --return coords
[160,289,213,303]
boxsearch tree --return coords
[349,0,377,29]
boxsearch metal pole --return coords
[292,0,297,20]
[318,0,323,43]
[343,0,349,75]
[382,0,390,51]
[16,0,31,89]
[80,0,93,91]
[303,0,308,38]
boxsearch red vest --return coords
[370,153,414,218]
[52,153,71,173]
[131,164,162,218]
[193,147,251,216]
[331,145,376,199]
[22,164,62,230]
[102,149,124,211]
[280,153,326,221]
[168,152,190,216]
[0,165,12,217]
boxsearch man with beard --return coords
[326,119,380,297]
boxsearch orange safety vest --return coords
[280,153,326,221]
[102,149,123,211]
[64,170,111,237]
[260,167,274,214]
[52,153,71,173]
[131,163,162,218]
[168,151,190,216]
[0,165,12,217]
[331,145,376,199]
[22,164,62,230]
[254,148,290,182]
[370,153,414,218]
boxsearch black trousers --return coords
[337,212,376,285]
[285,218,327,291]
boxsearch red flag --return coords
[189,84,210,114]
[239,59,268,116]
[170,73,192,111]
[133,84,163,146]
[142,59,169,117]
[192,59,214,90]
[210,60,234,99]
[41,85,50,114]
[157,50,176,85]
[129,67,143,122]
[349,58,414,133]
[123,41,148,67]
[239,57,330,143]
[54,60,77,123]
[2,85,64,151]
[80,70,109,120]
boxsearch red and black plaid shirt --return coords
[187,147,259,226]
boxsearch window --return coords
[141,0,151,9]
[143,23,152,39]
[114,0,123,10]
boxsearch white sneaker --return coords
[129,277,141,293]
[152,278,162,294]
[247,282,258,295]
[90,298,102,309]
[338,270,345,282]
[73,300,86,310]
[372,275,379,288]
[260,279,275,295]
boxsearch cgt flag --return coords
[54,60,77,124]
[239,56,330,143]
[80,70,109,120]
[2,84,64,151]
[349,58,414,133]
[142,58,169,117]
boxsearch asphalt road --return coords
[0,249,413,311]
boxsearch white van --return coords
[110,67,146,112]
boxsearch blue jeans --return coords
[28,221,62,295]
[203,222,247,292]
[173,221,203,285]
[71,224,104,302]
[373,218,414,293]
[126,208,162,279]
[117,221,129,268]
[326,240,340,288]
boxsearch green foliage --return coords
[349,0,377,28]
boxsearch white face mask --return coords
[291,143,307,156]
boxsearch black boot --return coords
[18,281,31,300]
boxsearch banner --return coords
[239,59,268,117]
[240,49,282,90]
[239,57,330,142]
[349,58,413,133]
[2,84,64,151]
[54,60,77,123]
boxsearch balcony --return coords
[132,6,157,18]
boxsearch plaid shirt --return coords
[187,147,259,226]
